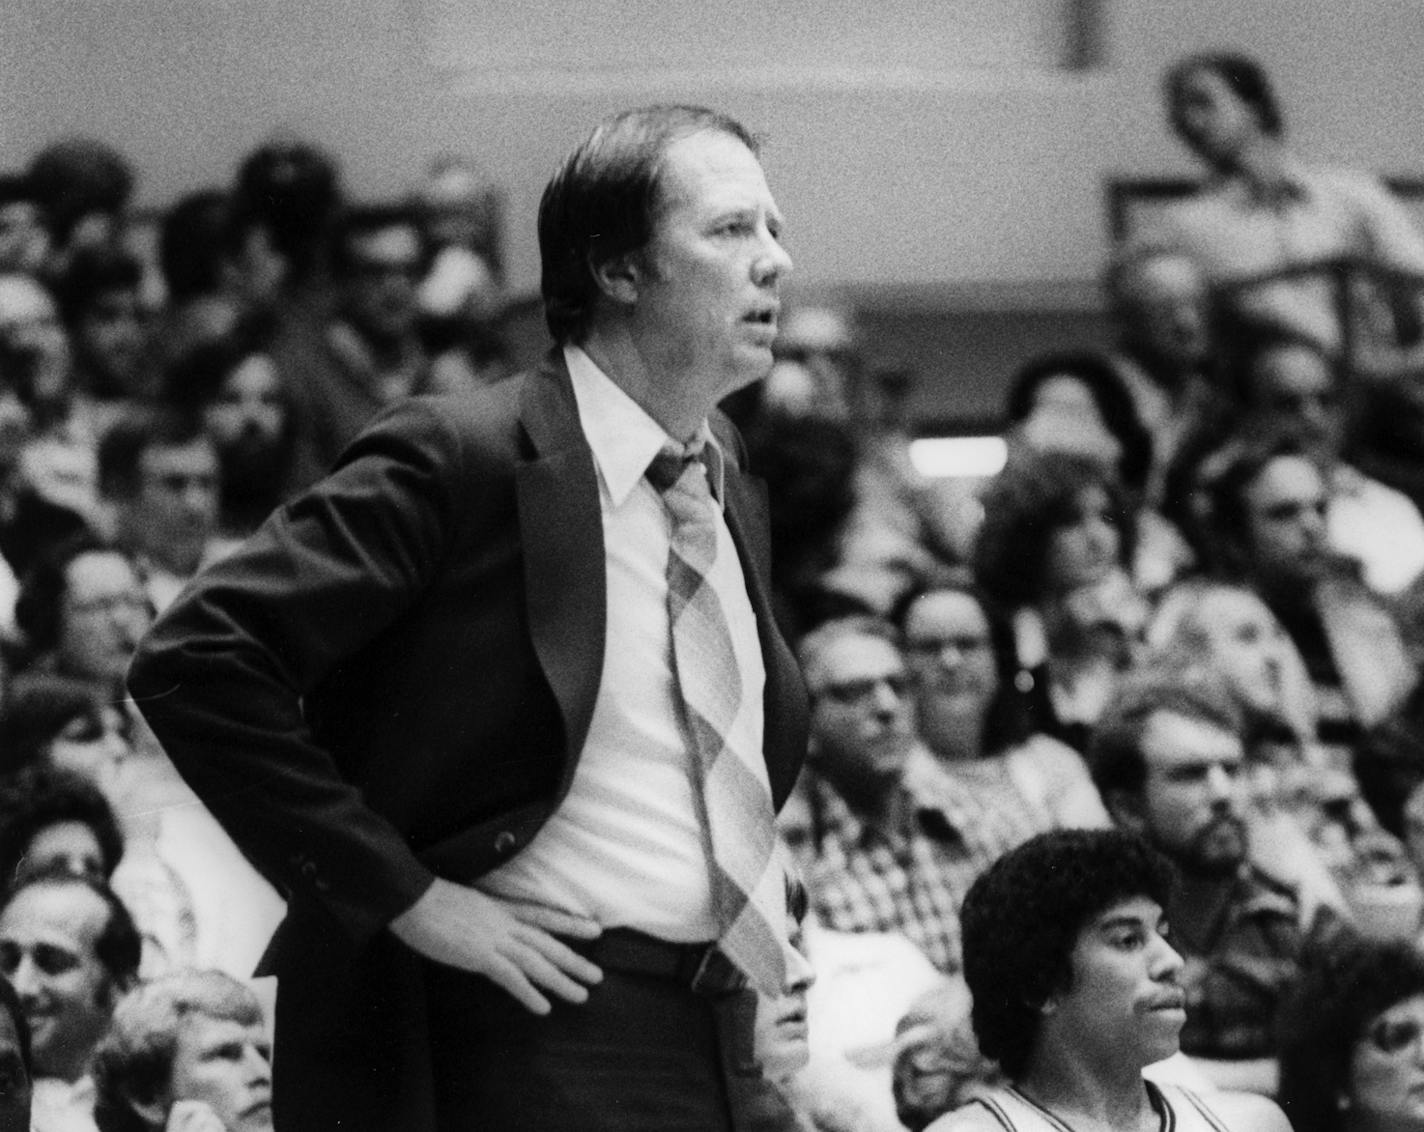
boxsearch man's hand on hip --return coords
[389,879,604,1014]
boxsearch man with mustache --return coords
[1086,664,1344,1090]
[926,829,1288,1132]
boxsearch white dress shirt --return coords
[478,346,768,941]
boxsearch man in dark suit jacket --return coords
[127,105,807,1131]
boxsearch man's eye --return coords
[33,945,78,977]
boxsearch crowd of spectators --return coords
[0,46,1422,1132]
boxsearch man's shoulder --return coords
[924,1101,1004,1132]
[1165,1086,1291,1132]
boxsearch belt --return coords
[581,928,747,996]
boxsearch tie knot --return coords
[646,442,706,495]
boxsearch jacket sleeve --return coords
[126,398,467,947]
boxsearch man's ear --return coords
[588,249,641,306]
[1106,789,1148,836]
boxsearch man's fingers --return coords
[512,901,603,940]
[483,952,555,1015]
[518,927,605,987]
[508,943,596,1005]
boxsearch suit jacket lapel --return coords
[516,353,606,793]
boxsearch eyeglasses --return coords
[812,673,910,707]
[1367,1013,1424,1057]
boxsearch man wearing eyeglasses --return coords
[793,616,1029,974]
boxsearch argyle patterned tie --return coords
[647,443,788,997]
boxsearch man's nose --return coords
[784,944,815,995]
[755,230,792,285]
[1205,763,1235,802]
[1150,934,1185,981]
[245,1044,273,1082]
[7,957,39,1000]
[870,678,903,712]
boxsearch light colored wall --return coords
[3,1,1422,299]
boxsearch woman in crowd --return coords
[972,450,1149,752]
[1004,351,1153,498]
[1279,938,1424,1132]
[0,672,130,787]
[0,763,125,886]
[897,578,1109,836]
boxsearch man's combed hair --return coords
[537,104,757,345]
[92,970,265,1132]
[1086,661,1243,801]
[961,829,1174,1080]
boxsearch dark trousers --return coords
[424,960,761,1131]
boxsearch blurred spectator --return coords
[1103,244,1226,501]
[791,617,1026,974]
[272,203,473,489]
[0,175,49,276]
[744,411,859,637]
[157,192,229,314]
[1153,52,1424,359]
[734,871,819,1131]
[230,136,341,314]
[0,272,78,435]
[53,247,148,406]
[774,306,858,419]
[0,872,140,1128]
[1199,435,1416,740]
[13,537,151,703]
[0,675,130,789]
[162,326,292,537]
[1150,578,1417,922]
[26,140,135,279]
[0,974,32,1132]
[1149,578,1319,748]
[0,766,125,886]
[413,156,512,390]
[1278,939,1424,1132]
[973,450,1144,749]
[0,673,204,979]
[91,970,273,1132]
[898,580,1110,832]
[1005,351,1153,496]
[98,407,223,611]
[1241,332,1424,594]
[1088,663,1348,1087]
[891,978,1003,1131]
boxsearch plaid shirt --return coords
[803,749,1031,974]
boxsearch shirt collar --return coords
[564,345,724,509]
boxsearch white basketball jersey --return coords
[967,1082,1232,1132]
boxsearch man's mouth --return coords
[1145,990,1186,1012]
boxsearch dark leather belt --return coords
[581,927,746,996]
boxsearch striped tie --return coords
[647,443,788,997]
